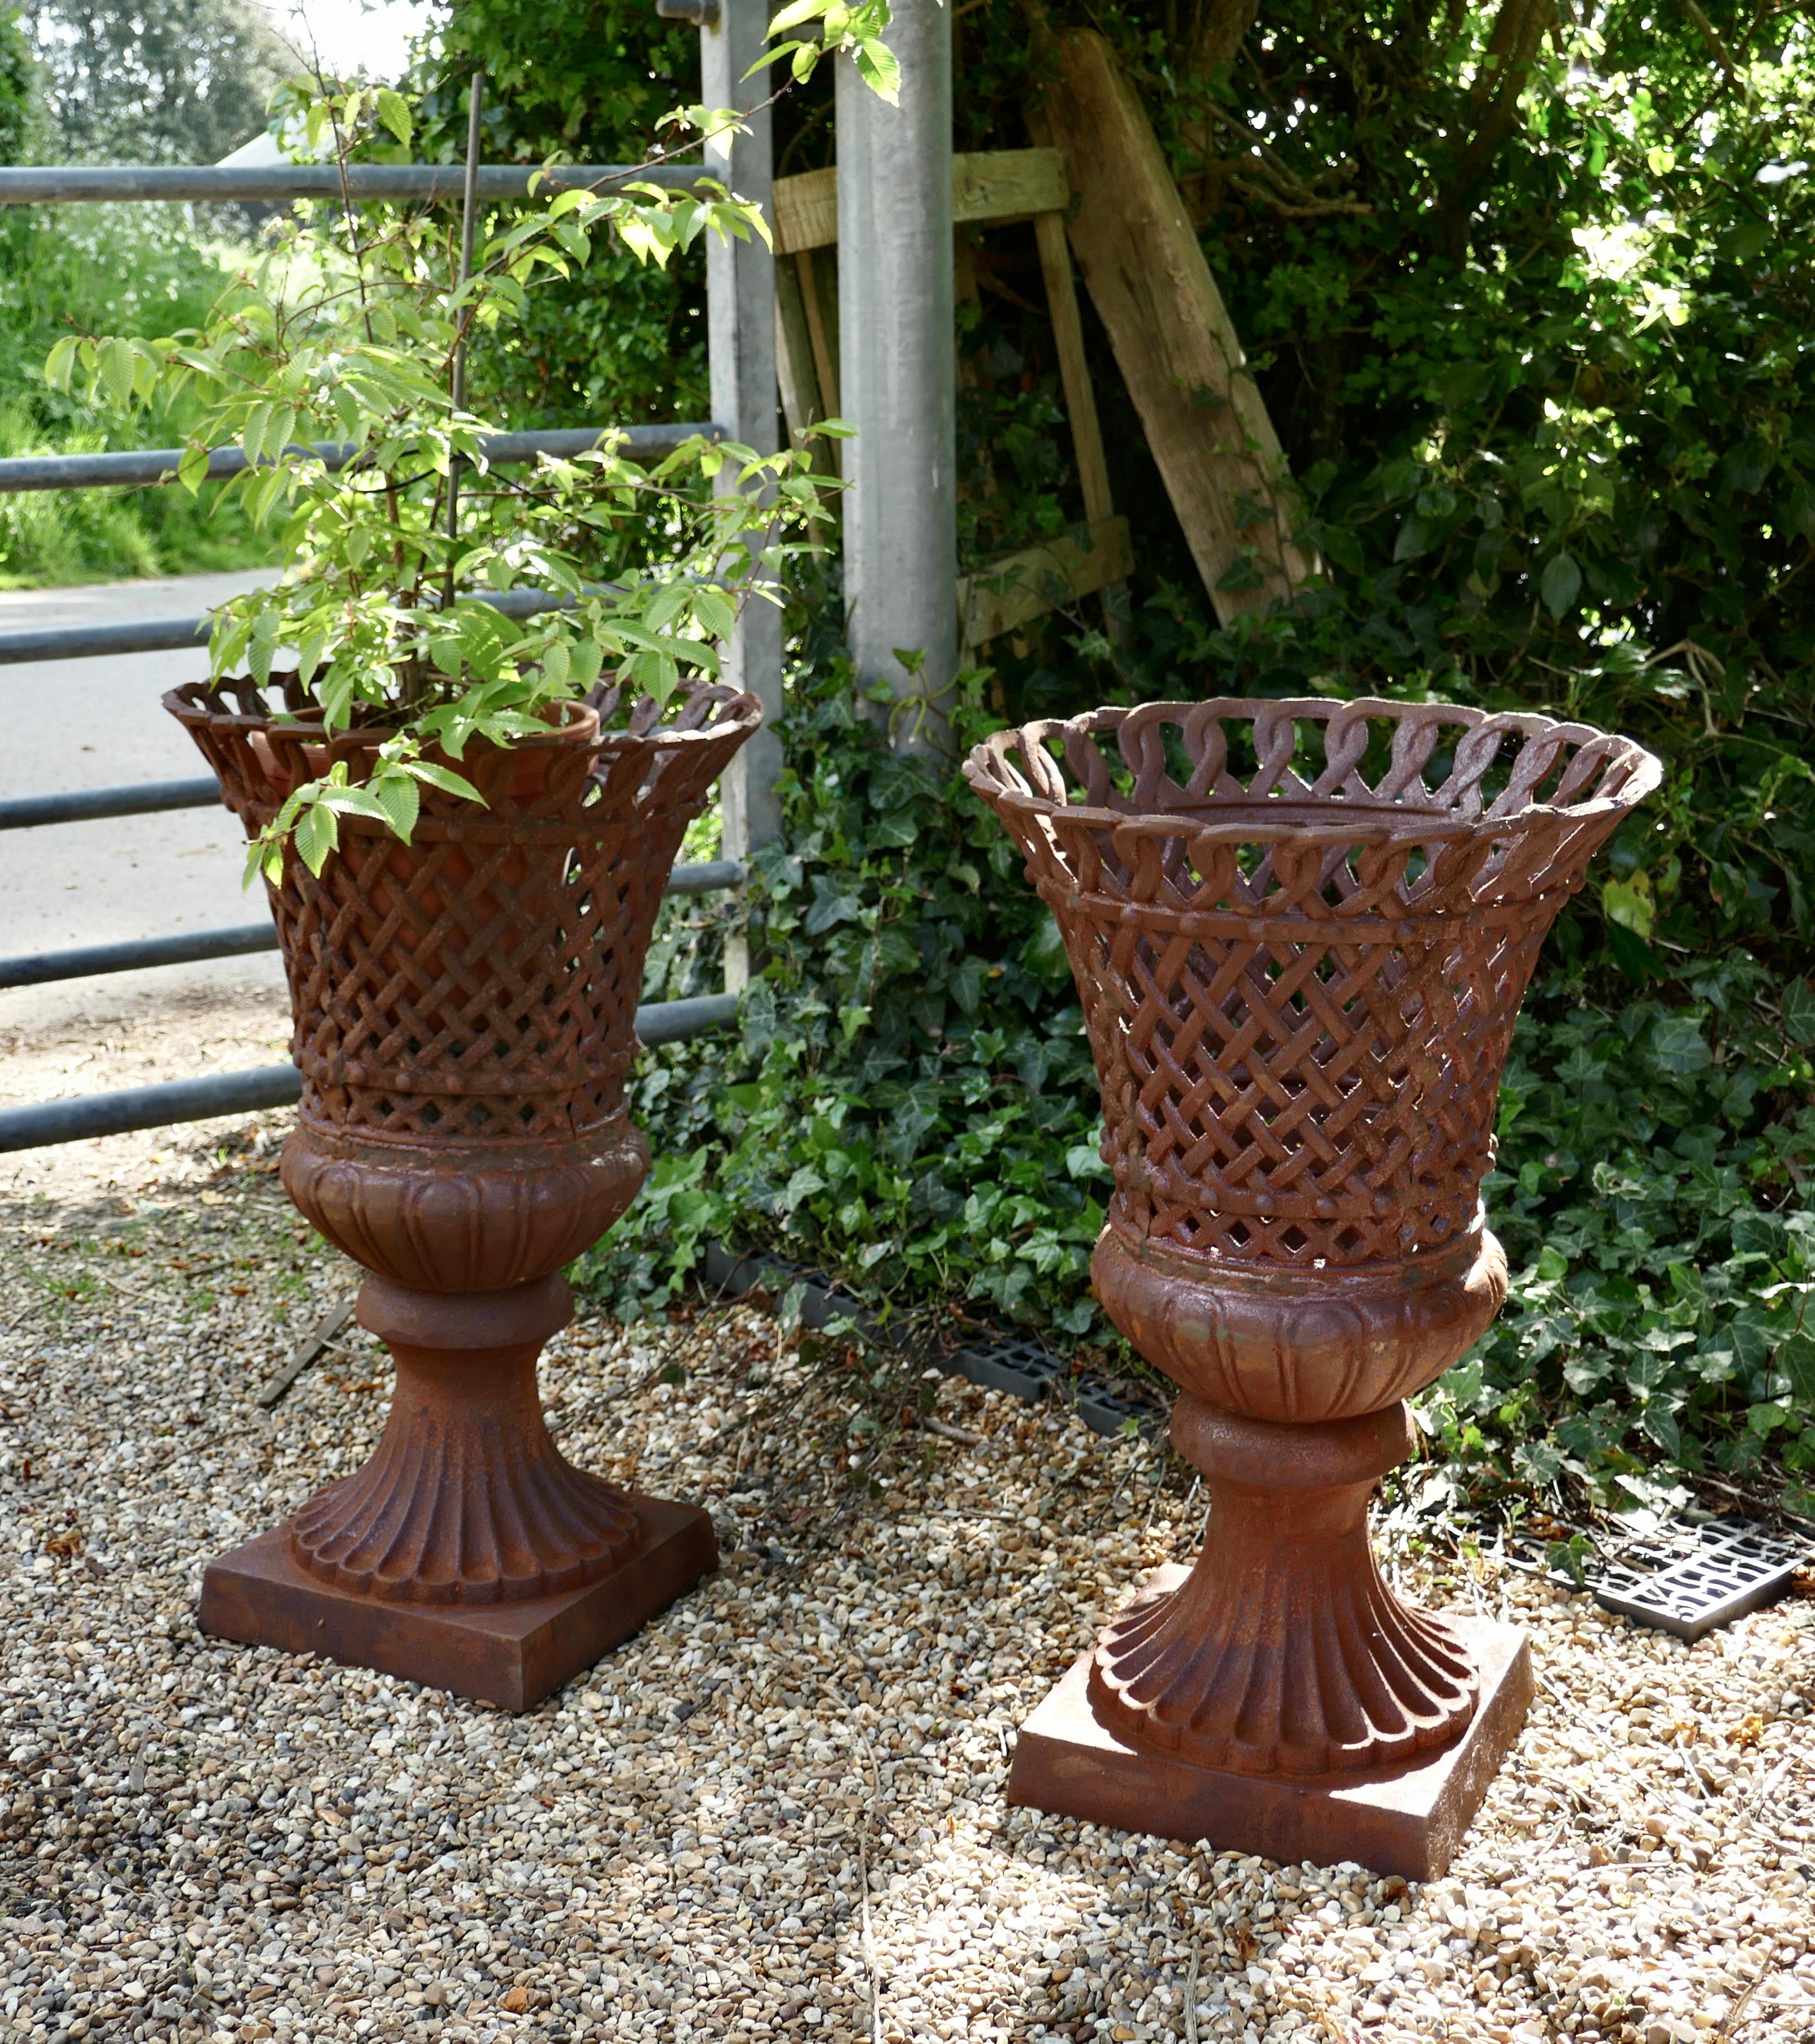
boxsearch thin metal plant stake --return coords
[447,69,484,545]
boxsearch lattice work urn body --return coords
[967,698,1658,1782]
[169,678,756,1694]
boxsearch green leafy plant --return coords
[43,73,833,877]
[759,0,903,103]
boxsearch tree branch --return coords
[1188,0,1260,79]
[1441,0,1556,234]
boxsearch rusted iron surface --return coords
[968,696,1658,1794]
[169,677,756,1694]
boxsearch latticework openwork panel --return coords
[168,678,758,1147]
[965,698,1661,1271]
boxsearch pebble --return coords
[1,1094,1813,2044]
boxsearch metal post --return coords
[702,0,782,991]
[836,0,956,761]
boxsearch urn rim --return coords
[963,694,1662,853]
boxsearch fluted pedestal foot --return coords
[1090,1398,1479,1775]
[197,1271,716,1706]
[1008,1582,1532,1880]
[1006,1395,1534,1876]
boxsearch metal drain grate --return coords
[1582,1515,1807,1642]
[699,1238,1172,1442]
[946,1333,1170,1437]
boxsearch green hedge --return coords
[582,647,1815,1515]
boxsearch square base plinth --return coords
[198,1495,716,1711]
[1008,1569,1534,1881]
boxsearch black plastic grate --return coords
[699,1238,1171,1441]
[948,1330,1067,1404]
[1071,1371,1170,1440]
[1578,1515,1807,1642]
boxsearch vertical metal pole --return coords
[447,71,484,548]
[836,0,956,761]
[702,0,781,992]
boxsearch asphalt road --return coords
[0,570,288,1032]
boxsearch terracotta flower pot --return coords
[167,673,760,1708]
[965,696,1660,1872]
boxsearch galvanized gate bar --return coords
[0,580,648,666]
[0,864,744,988]
[0,423,720,495]
[0,1067,306,1151]
[705,0,782,1003]
[0,164,712,206]
[0,777,218,829]
[0,923,277,989]
[0,989,740,1153]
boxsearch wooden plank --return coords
[774,255,839,485]
[959,516,1133,648]
[797,246,841,419]
[1032,210,1113,530]
[1029,29,1311,622]
[951,148,1068,228]
[773,165,838,258]
[773,149,1069,255]
[774,253,822,445]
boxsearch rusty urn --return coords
[965,696,1660,1876]
[167,675,759,1709]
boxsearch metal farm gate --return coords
[0,0,780,1154]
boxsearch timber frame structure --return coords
[770,146,1132,655]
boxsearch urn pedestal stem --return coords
[288,1275,641,1607]
[1089,1397,1478,1778]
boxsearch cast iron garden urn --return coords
[964,696,1660,1876]
[167,673,759,1709]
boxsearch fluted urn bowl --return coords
[966,696,1659,1781]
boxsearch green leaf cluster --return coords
[580,649,1110,1335]
[45,77,831,873]
[1422,978,1815,1506]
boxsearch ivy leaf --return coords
[1648,1014,1712,1073]
[1602,874,1654,939]
[1782,976,1815,1046]
[1639,1401,1682,1457]
[1778,1329,1815,1402]
[949,955,986,1015]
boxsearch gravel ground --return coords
[2,1115,1814,2044]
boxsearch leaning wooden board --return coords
[1029,29,1313,623]
[771,146,1125,639]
